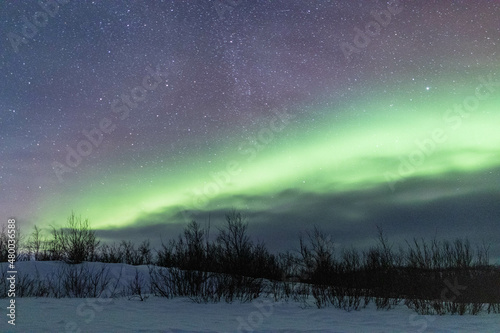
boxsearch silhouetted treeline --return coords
[0,211,499,314]
[156,212,280,280]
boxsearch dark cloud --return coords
[105,166,500,262]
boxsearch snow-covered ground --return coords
[3,296,500,332]
[1,262,498,332]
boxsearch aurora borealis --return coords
[1,1,499,260]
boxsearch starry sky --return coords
[1,0,499,261]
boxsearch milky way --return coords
[1,1,499,259]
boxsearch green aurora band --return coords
[40,78,500,230]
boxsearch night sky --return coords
[1,0,499,261]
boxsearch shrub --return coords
[50,212,100,263]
